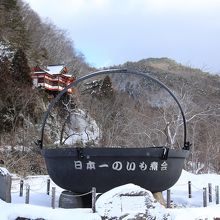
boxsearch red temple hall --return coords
[31,65,75,94]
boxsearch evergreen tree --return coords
[0,57,13,132]
[0,57,12,98]
[83,76,114,100]
[11,48,32,86]
[100,76,114,99]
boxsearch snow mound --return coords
[0,199,101,220]
[96,183,171,220]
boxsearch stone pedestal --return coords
[0,167,11,203]
[59,191,83,208]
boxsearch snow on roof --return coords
[45,65,65,75]
[64,74,73,77]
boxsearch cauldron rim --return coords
[42,146,189,158]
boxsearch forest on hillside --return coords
[0,0,220,175]
[0,0,92,74]
[0,0,92,174]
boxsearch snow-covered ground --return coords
[165,170,220,219]
[0,170,220,220]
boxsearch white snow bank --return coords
[0,199,101,220]
[168,205,220,220]
[168,170,220,208]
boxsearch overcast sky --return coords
[24,0,220,74]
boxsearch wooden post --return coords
[188,181,192,198]
[19,180,24,197]
[203,187,207,207]
[215,185,219,204]
[166,189,171,208]
[208,183,212,203]
[25,184,30,204]
[47,179,50,195]
[92,187,96,213]
[51,187,56,209]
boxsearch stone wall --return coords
[0,167,11,203]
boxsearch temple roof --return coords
[45,65,66,75]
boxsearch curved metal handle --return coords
[38,69,190,150]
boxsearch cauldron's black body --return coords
[42,147,189,193]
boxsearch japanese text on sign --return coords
[73,160,168,172]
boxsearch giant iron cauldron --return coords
[38,69,190,193]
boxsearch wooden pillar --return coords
[188,181,192,198]
[92,187,96,213]
[208,183,212,203]
[25,184,30,204]
[47,179,50,195]
[166,190,171,208]
[203,187,207,207]
[20,180,24,197]
[215,186,219,204]
[51,187,56,209]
